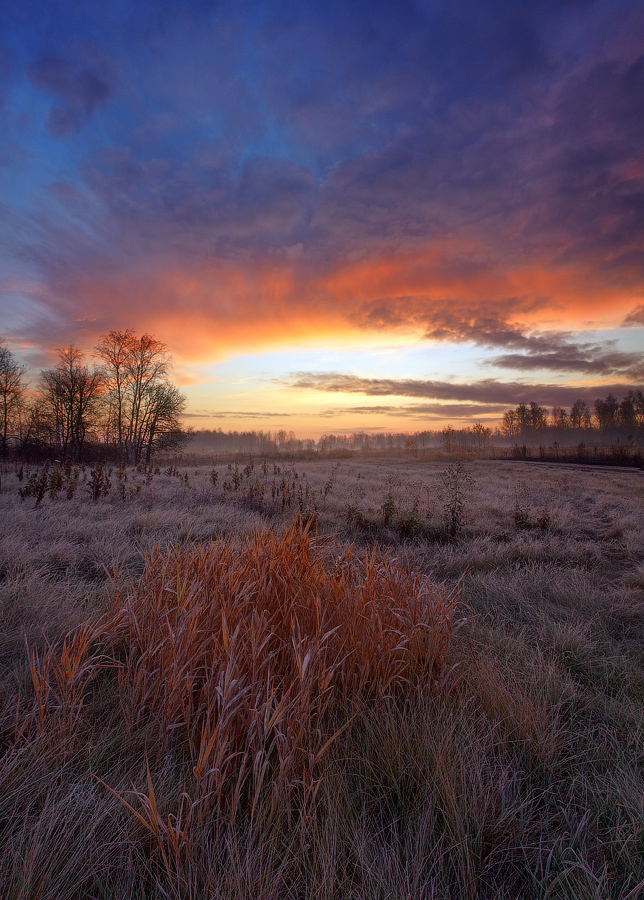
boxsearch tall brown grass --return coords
[16,523,458,879]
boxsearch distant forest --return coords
[189,391,644,456]
[2,334,643,461]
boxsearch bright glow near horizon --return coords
[1,0,643,436]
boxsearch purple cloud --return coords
[28,52,113,136]
[623,304,644,327]
[283,371,644,408]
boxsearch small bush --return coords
[346,503,372,530]
[395,508,423,540]
[19,464,49,505]
[87,465,110,501]
[381,492,397,526]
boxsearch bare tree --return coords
[501,408,517,438]
[570,399,590,430]
[140,382,187,463]
[551,406,570,429]
[95,328,134,457]
[36,345,105,461]
[97,330,187,464]
[594,393,619,432]
[0,338,27,457]
[635,390,644,429]
[470,422,491,453]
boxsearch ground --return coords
[1,457,643,899]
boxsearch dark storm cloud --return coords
[28,51,113,136]
[283,372,644,407]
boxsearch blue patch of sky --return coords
[195,339,489,390]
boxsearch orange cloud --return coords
[58,240,642,364]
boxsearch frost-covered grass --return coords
[1,458,644,898]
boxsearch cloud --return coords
[182,409,294,419]
[28,49,114,136]
[282,371,644,407]
[0,44,14,106]
[623,304,644,326]
[319,402,506,419]
[489,345,644,378]
[3,0,644,380]
[420,307,644,377]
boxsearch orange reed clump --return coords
[22,524,458,822]
[105,524,457,814]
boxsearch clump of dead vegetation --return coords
[6,524,459,894]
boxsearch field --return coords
[1,457,644,899]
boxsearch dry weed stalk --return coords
[95,761,197,885]
[20,622,107,750]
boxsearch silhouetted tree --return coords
[529,401,548,432]
[470,422,491,452]
[570,399,591,430]
[140,382,187,462]
[619,391,637,431]
[594,393,619,432]
[634,390,644,429]
[34,345,105,461]
[501,408,518,437]
[97,329,187,464]
[0,338,27,458]
[551,406,569,429]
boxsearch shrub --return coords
[19,464,49,505]
[381,492,397,526]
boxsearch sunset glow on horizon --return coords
[1,0,643,438]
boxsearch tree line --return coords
[0,331,187,463]
[500,392,644,439]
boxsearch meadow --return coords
[1,456,644,899]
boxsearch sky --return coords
[0,0,643,438]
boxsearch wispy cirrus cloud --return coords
[1,0,643,434]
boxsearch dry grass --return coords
[4,522,458,897]
[1,458,644,897]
